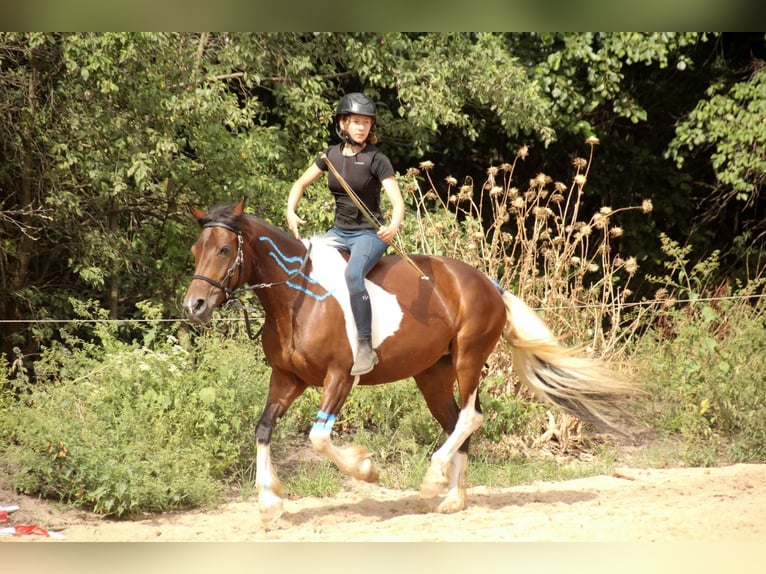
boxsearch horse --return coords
[183,199,635,524]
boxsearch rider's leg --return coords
[344,231,387,375]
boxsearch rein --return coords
[192,220,313,339]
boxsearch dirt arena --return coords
[3,463,764,542]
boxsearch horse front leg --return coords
[254,405,285,525]
[308,373,379,483]
[254,372,306,525]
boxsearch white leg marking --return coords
[309,425,332,454]
[437,451,468,513]
[310,424,379,483]
[421,388,483,499]
[256,443,284,524]
[432,388,484,467]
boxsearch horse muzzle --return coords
[183,292,220,324]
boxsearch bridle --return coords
[191,221,244,302]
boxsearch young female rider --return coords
[286,92,405,376]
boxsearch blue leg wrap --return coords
[311,410,337,433]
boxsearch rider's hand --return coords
[377,223,399,244]
[286,210,306,239]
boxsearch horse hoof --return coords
[419,466,448,498]
[259,492,284,526]
[358,457,379,483]
[260,503,284,526]
[436,492,467,514]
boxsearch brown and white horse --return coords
[183,200,634,524]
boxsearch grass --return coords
[285,460,344,498]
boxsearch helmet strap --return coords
[338,128,365,148]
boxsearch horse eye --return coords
[219,245,231,256]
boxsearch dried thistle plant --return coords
[401,137,654,361]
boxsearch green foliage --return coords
[467,450,617,489]
[634,298,766,464]
[330,379,443,453]
[2,31,557,358]
[512,32,707,135]
[668,61,766,206]
[4,31,764,363]
[378,33,554,152]
[284,460,343,499]
[645,233,721,301]
[479,388,546,443]
[0,303,271,517]
[633,239,766,464]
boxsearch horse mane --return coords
[200,202,296,243]
[199,202,246,229]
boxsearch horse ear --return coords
[191,207,206,223]
[233,199,246,215]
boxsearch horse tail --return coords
[500,291,636,437]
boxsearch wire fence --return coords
[1,292,764,325]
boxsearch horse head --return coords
[183,199,247,324]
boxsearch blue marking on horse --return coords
[311,410,337,433]
[259,236,306,265]
[287,281,335,300]
[258,235,334,300]
[260,236,318,282]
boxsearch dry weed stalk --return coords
[405,138,652,358]
[404,139,653,447]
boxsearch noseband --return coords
[191,221,243,302]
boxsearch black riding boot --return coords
[349,291,378,375]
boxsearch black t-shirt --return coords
[315,143,395,231]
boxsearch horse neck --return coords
[240,219,308,308]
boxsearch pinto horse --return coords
[183,200,634,524]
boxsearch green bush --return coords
[633,284,766,464]
[478,386,546,443]
[0,303,271,517]
[632,236,766,464]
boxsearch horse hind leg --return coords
[415,359,481,513]
[419,386,482,510]
[437,451,469,514]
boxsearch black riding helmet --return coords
[335,92,376,120]
[335,92,377,145]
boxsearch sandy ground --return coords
[2,462,765,543]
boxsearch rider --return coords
[286,92,405,376]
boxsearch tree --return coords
[0,33,291,359]
[2,32,560,362]
[667,33,766,275]
[3,32,765,364]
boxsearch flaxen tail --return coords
[501,291,636,437]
